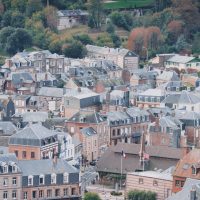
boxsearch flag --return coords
[143,153,149,160]
[121,150,126,158]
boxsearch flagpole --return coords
[120,154,122,190]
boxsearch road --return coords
[81,166,98,195]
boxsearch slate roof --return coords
[159,116,182,130]
[58,10,88,17]
[175,110,200,120]
[18,158,78,176]
[0,121,17,135]
[81,127,97,137]
[68,111,105,124]
[96,143,182,173]
[9,123,58,146]
[37,87,64,97]
[166,178,200,200]
[22,112,48,122]
[167,55,195,63]
[107,111,130,121]
[157,71,179,81]
[8,72,33,85]
[0,153,18,164]
[139,88,165,97]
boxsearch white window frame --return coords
[28,175,33,186]
[12,177,17,185]
[3,178,8,186]
[39,174,44,185]
[12,190,17,199]
[63,172,69,184]
[51,173,56,184]
[23,192,27,200]
[3,191,8,200]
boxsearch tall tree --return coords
[84,192,101,200]
[88,0,103,29]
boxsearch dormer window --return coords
[51,173,56,184]
[12,165,17,173]
[63,172,69,184]
[3,165,8,173]
[39,175,44,185]
[28,175,33,186]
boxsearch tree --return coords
[11,11,25,28]
[128,190,156,200]
[110,12,130,30]
[110,34,121,48]
[11,0,27,13]
[106,21,115,34]
[26,0,43,17]
[1,10,12,27]
[73,34,93,45]
[62,40,87,58]
[175,34,190,52]
[0,26,15,48]
[84,192,101,200]
[44,6,58,30]
[192,32,200,54]
[5,28,32,55]
[88,0,103,29]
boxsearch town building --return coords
[8,123,59,160]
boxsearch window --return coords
[51,173,56,184]
[14,151,18,157]
[28,175,33,186]
[139,178,143,184]
[192,167,196,175]
[175,180,180,187]
[63,173,69,183]
[181,181,185,187]
[47,189,52,198]
[23,192,27,200]
[70,127,74,133]
[39,190,44,198]
[72,188,76,195]
[22,151,26,159]
[55,189,60,197]
[12,190,17,199]
[3,178,8,186]
[63,188,68,196]
[32,191,36,199]
[12,165,17,173]
[112,130,115,136]
[31,152,35,158]
[153,180,158,186]
[12,177,17,185]
[3,191,8,200]
[3,165,8,173]
[39,175,44,185]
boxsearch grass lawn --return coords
[104,0,155,9]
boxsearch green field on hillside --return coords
[104,0,155,9]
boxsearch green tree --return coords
[175,34,189,52]
[5,28,32,55]
[106,21,115,34]
[84,192,101,200]
[88,0,103,29]
[1,10,12,27]
[110,34,121,48]
[110,12,130,30]
[0,26,15,48]
[26,0,43,17]
[128,190,156,200]
[73,34,93,45]
[11,0,27,13]
[11,12,25,28]
[192,32,200,54]
[62,40,87,58]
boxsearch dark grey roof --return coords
[22,112,48,122]
[0,121,17,135]
[37,87,64,97]
[179,91,200,104]
[161,94,180,104]
[159,116,182,130]
[58,10,88,17]
[166,178,200,200]
[11,72,33,85]
[68,111,105,124]
[18,158,78,176]
[9,123,57,146]
[81,127,97,137]
[0,153,18,163]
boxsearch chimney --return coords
[53,151,58,165]
[5,59,12,68]
[78,87,81,92]
[190,186,196,200]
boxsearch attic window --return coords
[192,166,196,175]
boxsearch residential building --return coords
[19,158,80,200]
[86,45,139,70]
[172,148,200,193]
[8,123,59,160]
[126,167,174,200]
[63,87,101,119]
[165,55,200,71]
[57,10,88,30]
[156,71,180,86]
[81,127,98,162]
[136,88,166,108]
[0,154,22,200]
[167,178,200,200]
